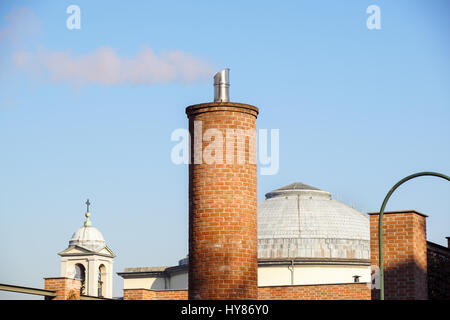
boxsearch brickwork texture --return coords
[123,289,188,300]
[186,102,259,299]
[123,283,371,300]
[258,283,371,300]
[369,211,428,300]
[427,242,450,300]
[44,277,81,300]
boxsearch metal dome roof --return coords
[69,225,106,252]
[258,183,370,260]
[274,182,321,191]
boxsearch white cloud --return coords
[0,7,41,43]
[12,45,216,86]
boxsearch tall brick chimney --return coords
[369,210,428,300]
[186,69,258,299]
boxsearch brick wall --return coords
[369,210,428,300]
[123,289,188,300]
[186,102,259,300]
[44,277,81,300]
[123,289,154,300]
[123,283,370,300]
[258,283,371,300]
[427,241,450,300]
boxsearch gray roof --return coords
[274,182,321,191]
[123,267,170,273]
[265,182,322,199]
[258,183,370,260]
[119,265,188,278]
[69,225,108,252]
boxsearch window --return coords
[98,265,106,297]
[74,264,86,295]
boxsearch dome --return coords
[258,182,370,260]
[69,225,106,252]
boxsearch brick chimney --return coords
[44,277,81,300]
[369,210,428,300]
[186,70,258,299]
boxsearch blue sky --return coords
[0,0,449,299]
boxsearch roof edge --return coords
[367,210,428,218]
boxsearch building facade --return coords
[119,183,371,291]
[58,204,115,298]
[36,70,449,301]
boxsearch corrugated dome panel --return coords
[257,183,370,260]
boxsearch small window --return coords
[98,265,106,297]
[74,264,86,294]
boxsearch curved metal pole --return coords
[378,171,450,300]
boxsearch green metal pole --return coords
[378,171,450,300]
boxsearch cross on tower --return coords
[86,199,91,212]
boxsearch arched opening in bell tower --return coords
[74,264,86,295]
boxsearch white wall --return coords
[123,277,165,290]
[168,272,188,289]
[258,265,371,286]
[60,255,114,298]
[122,264,371,290]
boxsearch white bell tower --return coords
[58,199,115,298]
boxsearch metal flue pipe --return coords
[214,68,230,102]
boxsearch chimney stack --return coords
[369,210,428,300]
[186,69,258,299]
[446,237,450,249]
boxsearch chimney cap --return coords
[214,69,230,102]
